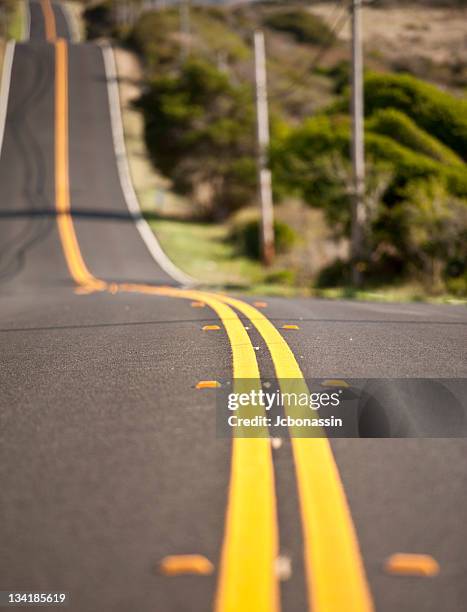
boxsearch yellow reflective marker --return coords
[191,301,206,308]
[321,379,350,388]
[196,380,221,389]
[385,554,440,577]
[203,325,221,331]
[282,325,300,330]
[159,555,214,576]
[74,286,95,295]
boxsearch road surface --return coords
[0,2,466,611]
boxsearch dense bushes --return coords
[83,1,114,39]
[264,9,336,47]
[230,218,297,260]
[119,8,259,219]
[331,71,467,160]
[366,109,463,166]
[126,8,249,73]
[362,72,467,161]
[398,180,467,293]
[125,10,180,70]
[272,72,467,292]
[85,3,467,293]
[137,59,257,218]
[271,114,464,210]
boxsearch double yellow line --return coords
[214,296,374,612]
[49,10,374,612]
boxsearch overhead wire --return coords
[268,0,350,104]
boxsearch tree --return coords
[399,179,467,292]
[137,58,257,218]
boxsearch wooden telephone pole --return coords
[180,0,191,62]
[350,0,366,286]
[254,30,275,266]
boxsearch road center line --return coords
[54,39,279,612]
[40,0,56,42]
[209,294,375,612]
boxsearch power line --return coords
[269,1,350,104]
[309,1,350,71]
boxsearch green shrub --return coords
[230,218,297,260]
[318,61,351,94]
[365,133,467,199]
[315,259,350,288]
[397,179,467,291]
[83,1,114,39]
[367,108,463,166]
[137,59,256,217]
[363,72,467,161]
[126,10,180,70]
[264,10,336,47]
[265,269,297,286]
[270,115,350,206]
[445,274,467,297]
[271,114,467,214]
[191,8,250,62]
[271,113,467,287]
[329,72,467,161]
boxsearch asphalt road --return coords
[0,2,466,612]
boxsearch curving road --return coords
[1,2,466,611]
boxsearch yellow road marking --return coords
[54,40,279,612]
[55,39,106,291]
[40,0,56,42]
[191,301,206,308]
[203,324,221,331]
[385,553,439,577]
[321,379,350,388]
[159,555,214,576]
[282,324,300,330]
[195,380,221,389]
[208,294,374,612]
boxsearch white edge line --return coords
[0,41,15,161]
[100,42,196,287]
[24,0,31,41]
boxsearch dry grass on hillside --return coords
[311,2,467,88]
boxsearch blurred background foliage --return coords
[0,0,26,41]
[83,0,467,296]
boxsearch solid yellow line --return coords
[54,39,106,291]
[53,40,279,612]
[209,294,374,612]
[40,0,56,42]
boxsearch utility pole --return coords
[254,30,275,266]
[180,0,191,62]
[350,0,366,286]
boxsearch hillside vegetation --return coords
[84,1,467,297]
